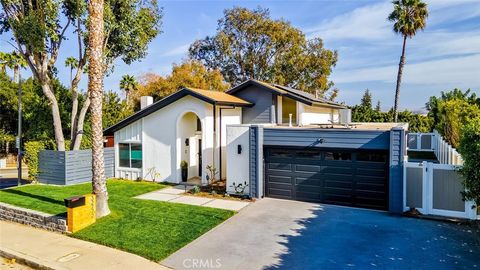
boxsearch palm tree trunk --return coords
[88,0,110,218]
[13,66,19,83]
[393,35,407,122]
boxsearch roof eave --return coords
[226,79,285,95]
[103,88,253,135]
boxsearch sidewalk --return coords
[0,221,169,270]
[136,185,250,211]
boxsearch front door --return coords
[198,139,202,177]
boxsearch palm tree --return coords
[0,51,27,83]
[65,57,79,85]
[119,74,138,104]
[388,0,428,122]
[87,0,110,217]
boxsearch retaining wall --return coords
[0,202,68,233]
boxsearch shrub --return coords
[458,117,480,208]
[180,160,188,169]
[23,141,46,180]
[190,185,200,194]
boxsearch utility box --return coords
[64,194,96,233]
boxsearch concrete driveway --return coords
[162,198,480,270]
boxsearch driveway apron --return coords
[162,198,480,270]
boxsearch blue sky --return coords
[1,0,479,111]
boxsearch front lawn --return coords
[0,180,235,261]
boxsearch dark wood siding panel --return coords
[263,129,390,150]
[234,86,272,124]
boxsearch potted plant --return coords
[180,160,188,182]
[230,181,249,199]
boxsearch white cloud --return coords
[426,0,480,26]
[409,30,480,59]
[332,53,480,88]
[306,1,392,42]
[161,43,190,57]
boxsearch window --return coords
[119,143,142,168]
[196,117,202,132]
[324,151,351,161]
[269,149,292,158]
[357,152,387,163]
[296,150,321,159]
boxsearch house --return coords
[104,79,408,214]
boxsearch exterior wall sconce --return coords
[237,144,242,154]
[185,138,189,146]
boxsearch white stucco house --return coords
[104,87,251,184]
[104,79,346,185]
[105,79,413,213]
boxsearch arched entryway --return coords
[176,112,203,184]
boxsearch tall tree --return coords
[103,91,134,128]
[119,74,138,104]
[1,0,162,150]
[388,0,428,122]
[375,101,382,112]
[428,95,480,148]
[135,60,230,104]
[0,51,26,83]
[88,0,110,217]
[189,7,337,97]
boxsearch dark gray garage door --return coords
[264,147,389,210]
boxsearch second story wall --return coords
[234,86,274,124]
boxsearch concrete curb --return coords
[0,247,68,270]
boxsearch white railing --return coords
[433,130,463,165]
[407,130,463,165]
[403,160,477,220]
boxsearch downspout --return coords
[219,106,236,180]
[212,104,216,184]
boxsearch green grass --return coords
[0,180,235,261]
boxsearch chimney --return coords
[140,96,153,109]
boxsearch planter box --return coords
[38,148,114,185]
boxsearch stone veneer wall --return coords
[0,202,68,233]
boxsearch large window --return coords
[119,143,142,168]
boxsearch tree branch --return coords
[49,19,71,68]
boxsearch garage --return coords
[264,147,389,210]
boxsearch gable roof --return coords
[188,88,252,106]
[227,79,287,95]
[271,84,346,108]
[104,87,251,135]
[227,79,347,109]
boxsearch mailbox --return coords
[64,194,96,233]
[64,196,86,208]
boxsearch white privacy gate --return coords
[403,161,477,220]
